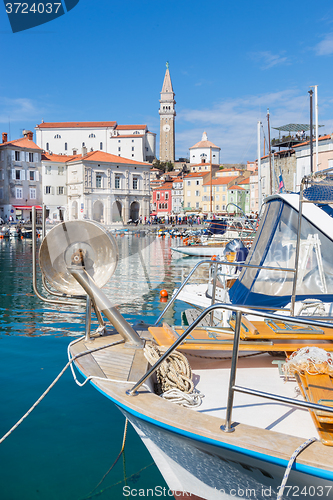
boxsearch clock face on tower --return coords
[163,124,171,132]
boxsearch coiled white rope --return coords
[144,343,204,407]
[276,437,318,500]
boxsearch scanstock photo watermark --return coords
[122,484,333,497]
[3,0,79,32]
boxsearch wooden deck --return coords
[70,331,149,383]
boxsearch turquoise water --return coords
[0,235,206,500]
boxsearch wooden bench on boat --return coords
[148,321,333,354]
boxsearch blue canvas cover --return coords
[229,196,333,308]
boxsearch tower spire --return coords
[159,63,176,163]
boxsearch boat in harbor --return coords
[27,169,333,500]
[171,217,255,258]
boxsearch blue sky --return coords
[1,0,333,163]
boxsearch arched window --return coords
[54,134,61,139]
[89,133,96,138]
[46,142,49,150]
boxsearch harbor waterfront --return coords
[0,234,207,500]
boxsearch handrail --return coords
[154,259,214,326]
[154,258,296,326]
[128,302,333,399]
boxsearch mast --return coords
[210,145,213,214]
[308,90,313,174]
[314,85,318,172]
[267,108,272,194]
[257,121,262,210]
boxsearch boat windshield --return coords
[229,198,333,307]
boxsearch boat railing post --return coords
[85,296,92,341]
[221,309,242,433]
[154,259,213,326]
[290,177,305,316]
[42,204,46,239]
[210,261,218,326]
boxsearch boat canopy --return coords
[229,193,333,308]
[205,219,227,235]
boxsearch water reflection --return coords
[0,234,210,338]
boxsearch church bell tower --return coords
[159,62,176,163]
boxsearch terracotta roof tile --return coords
[67,150,149,166]
[229,185,245,190]
[42,153,79,162]
[184,171,211,179]
[115,124,147,130]
[189,140,220,150]
[0,137,42,150]
[203,176,238,186]
[36,121,117,129]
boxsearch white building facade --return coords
[172,179,184,214]
[35,121,156,163]
[41,153,75,221]
[0,132,43,221]
[67,150,151,224]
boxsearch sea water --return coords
[0,233,207,500]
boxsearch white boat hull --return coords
[172,246,226,257]
[125,413,333,500]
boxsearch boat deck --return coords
[69,330,333,477]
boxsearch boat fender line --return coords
[143,343,204,408]
[276,437,318,500]
[0,336,124,445]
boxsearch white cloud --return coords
[315,33,333,55]
[0,97,42,123]
[176,89,332,163]
[249,51,288,69]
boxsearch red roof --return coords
[115,124,147,130]
[184,171,211,179]
[42,153,79,162]
[67,150,149,165]
[0,137,42,150]
[203,176,238,186]
[36,121,117,129]
[229,185,245,190]
[189,140,220,150]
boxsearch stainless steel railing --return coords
[154,258,295,326]
[128,302,333,434]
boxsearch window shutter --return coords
[36,171,39,181]
[21,170,25,180]
[12,169,15,179]
[51,186,54,195]
[12,151,15,160]
[64,187,67,195]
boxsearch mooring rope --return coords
[276,437,318,500]
[144,343,204,407]
[0,337,124,445]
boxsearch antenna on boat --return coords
[309,85,319,172]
